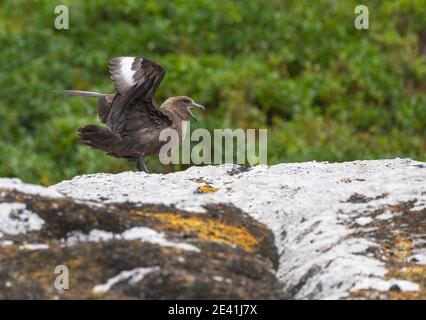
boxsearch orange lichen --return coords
[132,211,258,252]
[195,185,219,193]
[393,236,414,260]
[351,233,426,299]
[349,204,426,299]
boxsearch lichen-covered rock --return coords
[52,158,426,299]
[1,158,426,299]
[0,187,285,299]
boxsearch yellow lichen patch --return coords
[195,185,219,193]
[394,236,414,260]
[133,212,259,252]
[393,236,414,260]
[351,235,426,299]
[349,205,426,299]
[355,238,426,299]
[388,263,426,282]
[383,236,426,299]
[400,265,426,279]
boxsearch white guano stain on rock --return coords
[375,211,393,220]
[19,243,49,250]
[92,266,160,294]
[355,217,373,226]
[351,278,420,292]
[0,203,45,236]
[63,227,200,252]
[52,158,426,299]
[64,229,115,244]
[121,227,200,252]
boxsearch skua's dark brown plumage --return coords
[59,56,205,172]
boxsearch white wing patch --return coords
[109,56,143,93]
[119,57,136,86]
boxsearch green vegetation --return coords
[0,0,425,185]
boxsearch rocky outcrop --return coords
[1,158,426,299]
[0,182,285,299]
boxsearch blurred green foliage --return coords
[0,0,425,185]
